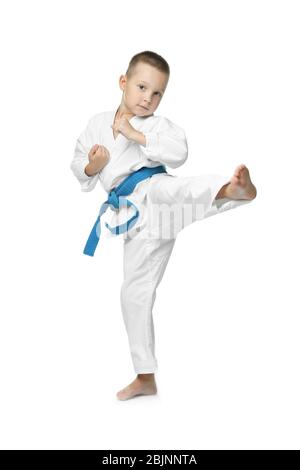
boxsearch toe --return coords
[234,164,245,178]
[117,390,129,401]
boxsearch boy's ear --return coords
[119,74,127,91]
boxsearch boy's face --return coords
[119,63,169,117]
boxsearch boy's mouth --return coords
[138,105,149,110]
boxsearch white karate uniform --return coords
[71,109,251,374]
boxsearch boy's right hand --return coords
[88,144,110,173]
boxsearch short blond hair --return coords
[125,50,170,79]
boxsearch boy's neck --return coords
[115,104,135,120]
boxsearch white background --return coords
[0,0,299,450]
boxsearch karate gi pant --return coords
[110,172,252,374]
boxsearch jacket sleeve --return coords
[70,115,99,192]
[138,116,188,169]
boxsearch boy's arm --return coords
[130,116,188,169]
[70,117,99,192]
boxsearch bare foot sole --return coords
[217,164,257,200]
[116,378,157,401]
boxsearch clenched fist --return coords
[85,144,110,176]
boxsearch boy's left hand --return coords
[111,115,136,141]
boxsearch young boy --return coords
[70,51,257,401]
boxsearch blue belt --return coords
[83,165,167,256]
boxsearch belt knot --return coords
[83,165,167,256]
[107,190,119,210]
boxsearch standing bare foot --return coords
[216,164,257,200]
[116,373,157,401]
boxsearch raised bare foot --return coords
[216,164,257,200]
[116,374,157,401]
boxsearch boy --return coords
[70,51,257,401]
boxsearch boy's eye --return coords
[138,84,161,97]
